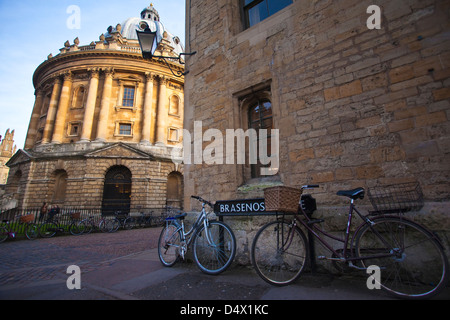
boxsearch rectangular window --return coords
[243,0,293,29]
[119,124,132,136]
[69,123,80,136]
[168,128,180,142]
[122,86,135,107]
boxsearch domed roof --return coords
[120,4,184,56]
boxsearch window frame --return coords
[122,86,136,108]
[115,79,140,111]
[114,121,134,137]
[242,0,293,29]
[247,98,274,179]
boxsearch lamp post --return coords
[137,28,196,77]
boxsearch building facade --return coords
[4,5,185,213]
[0,129,16,186]
[184,0,450,262]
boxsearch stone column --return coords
[141,72,154,145]
[52,71,73,144]
[42,77,62,144]
[155,76,168,145]
[24,89,44,149]
[80,68,99,142]
[96,68,114,142]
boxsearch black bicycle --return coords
[251,183,449,299]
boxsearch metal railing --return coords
[0,206,182,240]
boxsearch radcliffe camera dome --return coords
[120,4,184,56]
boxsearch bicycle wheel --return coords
[79,219,93,234]
[192,221,236,275]
[158,222,183,267]
[109,218,120,232]
[99,219,113,233]
[0,226,8,243]
[39,221,58,238]
[25,223,39,240]
[355,216,449,299]
[251,220,309,286]
[124,217,135,230]
[69,222,83,236]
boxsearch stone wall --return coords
[4,142,183,211]
[184,0,450,264]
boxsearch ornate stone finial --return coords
[64,40,70,48]
[47,53,53,60]
[116,24,122,32]
[74,37,80,46]
[99,34,105,41]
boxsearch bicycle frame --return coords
[164,203,214,254]
[293,196,394,265]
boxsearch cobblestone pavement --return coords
[0,228,161,289]
[1,227,449,302]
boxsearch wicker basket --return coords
[20,214,35,223]
[264,186,302,213]
[71,212,81,220]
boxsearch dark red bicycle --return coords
[251,183,449,299]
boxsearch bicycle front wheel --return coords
[124,217,136,230]
[39,222,58,238]
[158,223,182,267]
[192,221,236,275]
[251,220,309,286]
[355,216,449,299]
[69,222,83,236]
[25,223,39,240]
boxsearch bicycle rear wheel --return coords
[355,216,449,299]
[251,220,309,286]
[0,226,8,243]
[158,223,182,267]
[192,221,236,275]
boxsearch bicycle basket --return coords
[264,186,302,213]
[20,214,35,223]
[71,212,81,220]
[368,182,424,215]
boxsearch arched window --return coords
[169,95,180,115]
[248,98,274,178]
[72,86,86,109]
[41,92,51,115]
[166,172,183,209]
[53,170,68,203]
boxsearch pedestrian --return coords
[39,202,48,222]
[48,205,60,221]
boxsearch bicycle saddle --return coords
[336,188,365,200]
[166,213,187,220]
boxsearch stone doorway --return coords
[101,166,132,215]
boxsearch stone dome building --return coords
[4,4,185,213]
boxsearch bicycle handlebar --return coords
[302,185,320,189]
[191,195,214,208]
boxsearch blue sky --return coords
[0,0,186,149]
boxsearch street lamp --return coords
[137,27,196,77]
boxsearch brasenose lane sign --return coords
[214,198,268,216]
